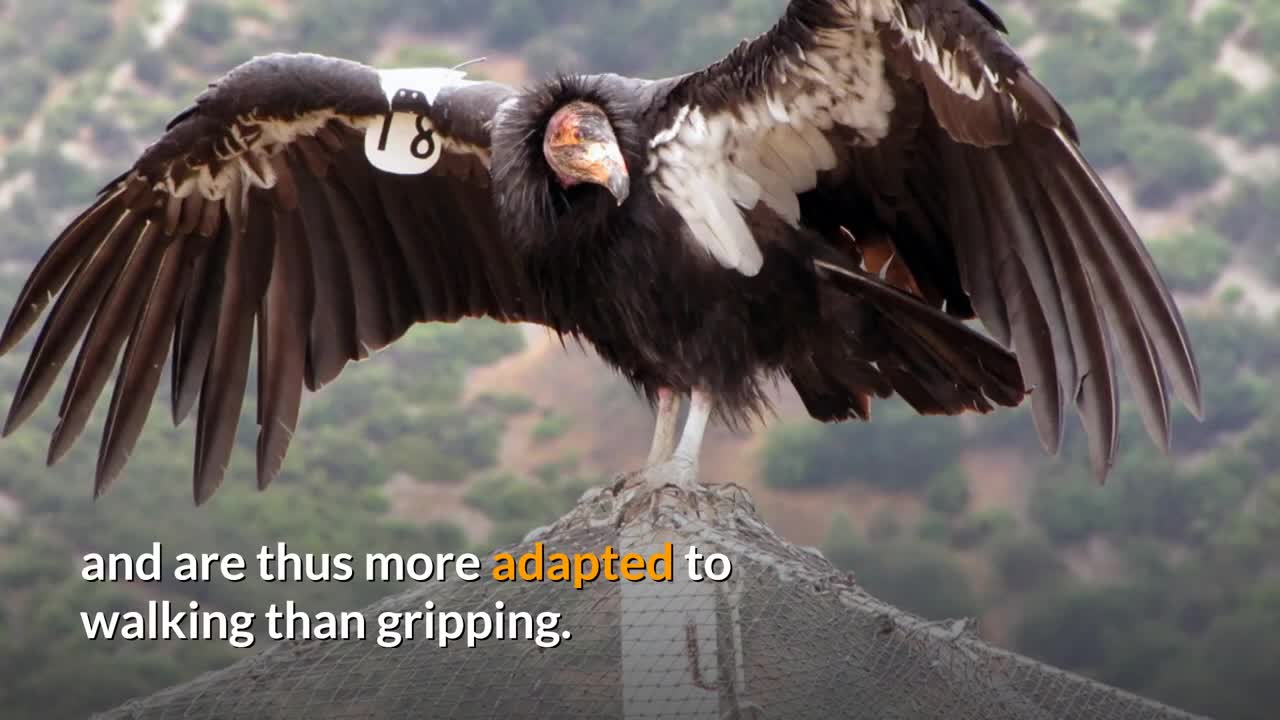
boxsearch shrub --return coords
[950,509,1018,548]
[46,39,94,73]
[532,411,572,443]
[990,532,1066,592]
[1111,446,1258,542]
[1243,409,1280,471]
[464,471,588,528]
[1038,7,1109,36]
[486,0,547,49]
[1128,124,1224,207]
[1209,177,1280,248]
[65,6,114,46]
[1146,227,1231,293]
[1036,34,1140,108]
[304,428,388,489]
[185,1,234,45]
[1199,5,1244,42]
[867,509,902,542]
[829,539,980,620]
[1183,373,1270,448]
[1151,582,1280,720]
[1218,284,1247,306]
[1115,0,1189,29]
[1254,5,1280,61]
[1129,19,1205,103]
[925,466,971,515]
[1015,584,1154,671]
[760,401,966,490]
[1151,69,1240,128]
[916,512,951,545]
[4,60,49,132]
[1,192,58,261]
[1066,101,1145,172]
[471,392,535,416]
[822,511,860,564]
[1030,468,1115,543]
[1216,83,1280,145]
[760,423,828,489]
[0,25,24,60]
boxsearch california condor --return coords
[0,0,1201,503]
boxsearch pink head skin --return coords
[542,101,630,205]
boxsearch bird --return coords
[0,0,1201,504]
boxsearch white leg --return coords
[646,388,681,466]
[641,389,712,490]
[673,389,713,468]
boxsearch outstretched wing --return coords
[647,0,1201,479]
[0,53,538,502]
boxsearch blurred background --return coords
[0,0,1278,718]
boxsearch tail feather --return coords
[790,259,1026,423]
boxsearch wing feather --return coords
[96,237,194,494]
[330,140,422,333]
[961,149,1063,451]
[0,186,130,355]
[48,220,166,465]
[193,187,273,504]
[1000,144,1118,475]
[1031,151,1170,452]
[256,209,311,490]
[292,156,362,389]
[0,53,534,500]
[171,231,227,425]
[655,0,1201,478]
[321,175,393,353]
[1048,130,1200,417]
[4,208,144,435]
[373,172,456,320]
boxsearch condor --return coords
[0,0,1200,502]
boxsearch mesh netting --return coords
[92,477,1210,720]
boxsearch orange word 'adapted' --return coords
[491,542,673,589]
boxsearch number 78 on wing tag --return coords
[364,68,466,175]
[365,108,439,175]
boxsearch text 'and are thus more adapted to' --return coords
[76,541,735,649]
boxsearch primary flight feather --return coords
[0,0,1201,502]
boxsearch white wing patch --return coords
[160,110,340,202]
[648,1,892,277]
[154,68,491,204]
[877,0,1001,100]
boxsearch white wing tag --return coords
[364,67,468,175]
[365,110,441,175]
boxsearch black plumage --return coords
[0,0,1200,502]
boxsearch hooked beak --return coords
[563,133,629,206]
[545,102,631,206]
[587,139,630,206]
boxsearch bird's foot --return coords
[638,456,701,491]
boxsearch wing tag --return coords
[375,67,466,106]
[365,109,441,175]
[365,68,467,175]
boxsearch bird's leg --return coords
[673,389,712,470]
[642,389,713,490]
[646,387,681,466]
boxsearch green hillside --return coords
[0,1,1278,718]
